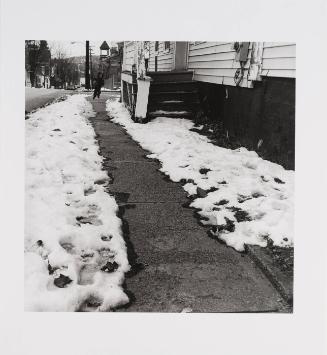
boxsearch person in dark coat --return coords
[93,72,104,99]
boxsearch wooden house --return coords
[121,41,295,169]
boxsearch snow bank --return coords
[106,99,294,252]
[25,95,129,311]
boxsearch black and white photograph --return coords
[24,40,295,313]
[1,1,326,354]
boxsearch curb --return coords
[245,245,293,306]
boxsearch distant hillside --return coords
[69,55,100,64]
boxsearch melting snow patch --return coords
[106,99,294,252]
[25,94,129,311]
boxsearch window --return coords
[154,41,159,52]
[164,41,170,52]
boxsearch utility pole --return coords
[32,40,38,87]
[85,40,90,90]
[49,52,52,88]
[90,47,93,89]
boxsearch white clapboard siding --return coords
[261,43,296,78]
[189,51,238,62]
[262,57,296,70]
[188,41,230,51]
[188,42,253,87]
[189,43,235,56]
[194,68,250,78]
[263,45,296,58]
[123,41,136,72]
[188,59,251,70]
[263,42,295,48]
[260,69,296,78]
[148,41,175,72]
[193,74,253,88]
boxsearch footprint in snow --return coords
[76,215,103,226]
[30,239,50,259]
[78,295,103,312]
[84,187,96,196]
[59,237,118,287]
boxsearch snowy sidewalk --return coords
[25,95,129,311]
[88,94,289,312]
[108,101,294,252]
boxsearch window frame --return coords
[154,41,159,54]
[164,41,171,53]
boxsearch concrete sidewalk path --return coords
[88,93,289,313]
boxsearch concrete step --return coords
[147,71,194,82]
[150,81,197,93]
[148,101,199,112]
[149,91,199,103]
[148,110,194,119]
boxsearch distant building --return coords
[97,42,122,90]
[25,69,31,87]
[25,40,51,88]
[100,41,110,59]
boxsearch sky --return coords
[48,41,118,58]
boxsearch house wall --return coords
[197,76,295,169]
[188,42,296,86]
[189,41,296,168]
[187,42,254,88]
[122,41,137,72]
[261,42,296,78]
[121,42,138,115]
[148,41,175,72]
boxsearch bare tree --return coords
[49,41,67,60]
[25,40,51,87]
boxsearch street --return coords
[25,87,74,113]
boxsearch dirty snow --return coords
[107,99,294,252]
[25,94,129,311]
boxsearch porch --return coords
[121,70,201,122]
